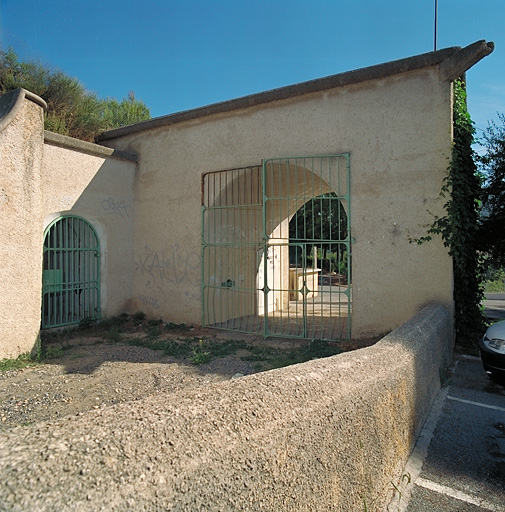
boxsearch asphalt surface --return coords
[399,354,505,512]
[393,293,505,511]
[483,293,505,321]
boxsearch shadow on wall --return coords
[40,140,137,333]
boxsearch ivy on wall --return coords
[419,79,485,347]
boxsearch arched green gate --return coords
[42,216,101,328]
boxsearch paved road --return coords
[483,293,505,320]
[399,355,505,511]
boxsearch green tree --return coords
[289,193,347,243]
[289,193,348,272]
[0,49,150,141]
[100,91,151,131]
[419,80,485,347]
[478,113,505,268]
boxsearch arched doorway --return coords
[202,154,351,340]
[287,192,349,331]
[42,215,101,328]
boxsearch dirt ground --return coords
[0,320,376,432]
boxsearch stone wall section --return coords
[0,304,452,511]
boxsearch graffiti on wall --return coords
[139,294,160,310]
[102,197,130,218]
[135,244,201,309]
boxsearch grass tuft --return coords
[191,340,211,365]
[0,353,38,373]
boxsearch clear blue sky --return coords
[1,0,503,138]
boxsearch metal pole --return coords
[434,0,438,51]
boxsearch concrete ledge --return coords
[44,131,138,162]
[439,40,494,81]
[0,304,452,511]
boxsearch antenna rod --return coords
[434,0,438,50]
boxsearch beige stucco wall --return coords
[0,91,46,359]
[0,90,136,359]
[42,140,136,318]
[106,67,454,337]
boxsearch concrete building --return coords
[0,40,493,359]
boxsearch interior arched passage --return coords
[202,154,351,340]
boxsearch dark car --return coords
[479,319,505,384]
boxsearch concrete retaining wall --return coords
[0,304,452,511]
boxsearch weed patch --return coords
[165,322,187,331]
[164,339,192,357]
[38,311,353,372]
[43,347,65,359]
[104,328,122,343]
[191,340,211,365]
[244,339,342,370]
[0,353,38,373]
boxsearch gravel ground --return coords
[0,321,375,432]
[0,331,261,431]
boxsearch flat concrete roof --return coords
[98,41,493,142]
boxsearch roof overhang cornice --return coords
[98,40,494,142]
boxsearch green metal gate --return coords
[42,215,101,328]
[202,154,351,340]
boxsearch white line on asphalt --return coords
[447,395,505,412]
[392,386,451,512]
[416,477,502,511]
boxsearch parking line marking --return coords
[416,477,502,511]
[447,395,505,412]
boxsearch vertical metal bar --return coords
[87,219,91,320]
[52,223,57,326]
[45,227,50,327]
[72,217,76,322]
[83,218,87,320]
[345,154,352,340]
[91,222,95,320]
[261,161,266,336]
[59,218,63,326]
[71,218,75,323]
[201,188,206,328]
[71,217,76,323]
[434,0,438,51]
[45,227,50,328]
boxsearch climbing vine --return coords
[420,79,485,347]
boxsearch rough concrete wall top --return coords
[0,89,46,132]
[0,304,451,511]
[44,131,137,162]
